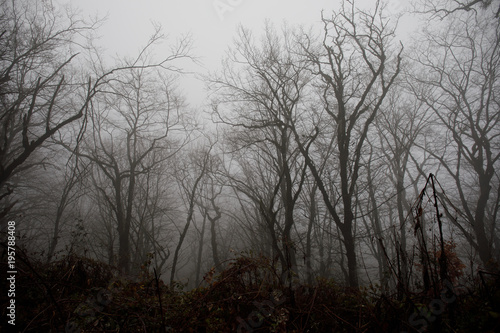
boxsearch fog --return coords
[1,0,499,331]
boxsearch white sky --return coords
[65,0,413,108]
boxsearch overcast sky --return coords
[66,0,411,107]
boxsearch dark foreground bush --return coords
[1,252,499,332]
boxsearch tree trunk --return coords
[340,218,359,288]
[306,185,317,285]
[475,172,494,267]
[195,213,207,286]
[170,165,206,287]
[208,202,222,270]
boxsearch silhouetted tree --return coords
[71,37,193,274]
[210,23,311,282]
[409,6,500,268]
[0,0,102,221]
[293,0,403,287]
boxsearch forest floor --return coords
[1,252,500,332]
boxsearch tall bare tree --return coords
[409,6,500,268]
[71,40,193,274]
[170,142,214,286]
[46,155,89,263]
[293,0,403,287]
[0,0,103,221]
[210,23,311,281]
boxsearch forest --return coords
[1,0,499,331]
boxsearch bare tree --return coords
[223,156,279,258]
[210,23,312,284]
[412,0,500,19]
[129,156,175,273]
[191,144,225,285]
[197,154,224,271]
[364,89,432,286]
[170,143,214,286]
[409,7,500,268]
[0,0,103,220]
[293,0,403,287]
[71,39,193,274]
[46,155,89,263]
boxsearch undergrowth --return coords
[1,251,499,332]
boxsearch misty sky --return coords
[66,0,410,107]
